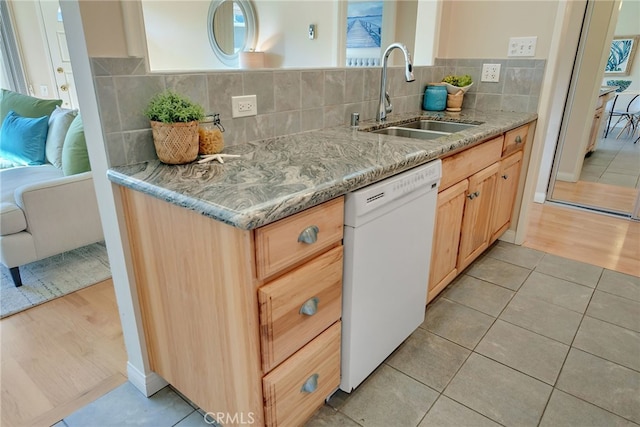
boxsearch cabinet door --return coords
[586,108,604,154]
[490,151,523,243]
[457,162,500,270]
[427,180,468,303]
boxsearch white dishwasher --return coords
[340,159,441,392]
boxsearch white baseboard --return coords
[127,362,168,397]
[556,171,577,182]
[498,230,516,244]
[534,192,546,203]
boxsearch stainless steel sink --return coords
[371,127,449,140]
[398,120,478,133]
[368,119,479,140]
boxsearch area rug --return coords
[0,242,111,318]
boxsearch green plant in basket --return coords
[442,74,473,87]
[144,90,205,165]
[144,90,204,123]
[441,74,474,95]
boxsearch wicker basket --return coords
[150,120,199,164]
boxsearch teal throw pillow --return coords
[46,106,78,168]
[62,113,91,175]
[0,110,48,166]
[0,89,62,125]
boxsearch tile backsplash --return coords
[91,57,545,167]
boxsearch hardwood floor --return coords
[0,279,127,427]
[551,180,638,213]
[524,202,640,277]
[1,203,638,427]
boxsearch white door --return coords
[38,0,78,109]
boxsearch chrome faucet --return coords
[377,42,415,122]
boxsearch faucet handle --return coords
[385,91,393,114]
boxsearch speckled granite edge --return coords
[108,109,536,230]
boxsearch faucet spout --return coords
[377,42,415,122]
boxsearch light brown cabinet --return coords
[586,89,615,155]
[457,162,500,270]
[427,123,531,303]
[490,151,523,242]
[428,180,468,302]
[257,197,343,426]
[120,189,344,427]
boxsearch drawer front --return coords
[263,322,341,427]
[255,197,344,280]
[259,246,343,372]
[440,136,503,191]
[503,124,529,156]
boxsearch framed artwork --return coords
[346,1,383,48]
[605,35,639,76]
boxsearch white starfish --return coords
[197,154,241,164]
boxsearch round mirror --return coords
[208,0,257,66]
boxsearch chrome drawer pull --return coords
[298,225,319,244]
[467,191,480,200]
[301,374,319,393]
[299,297,319,316]
[515,135,523,144]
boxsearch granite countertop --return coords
[107,109,536,230]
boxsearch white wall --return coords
[64,0,167,397]
[438,1,557,58]
[140,0,442,71]
[77,0,128,57]
[255,0,340,68]
[141,0,340,71]
[602,0,640,91]
[557,0,620,181]
[7,0,55,98]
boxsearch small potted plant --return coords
[144,90,204,164]
[441,74,473,112]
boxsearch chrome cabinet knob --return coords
[299,297,319,316]
[502,174,509,180]
[515,135,523,144]
[301,374,319,393]
[298,225,319,244]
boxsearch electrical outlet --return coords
[508,36,537,57]
[481,64,501,82]
[232,95,257,118]
[40,85,49,96]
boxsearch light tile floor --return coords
[55,242,640,427]
[580,133,640,189]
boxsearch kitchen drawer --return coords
[255,197,344,280]
[440,136,503,191]
[258,246,343,372]
[263,322,341,427]
[503,124,528,156]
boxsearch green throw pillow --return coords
[61,114,91,175]
[0,89,62,125]
[46,106,78,168]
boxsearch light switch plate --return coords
[481,64,501,82]
[508,36,537,57]
[232,95,257,118]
